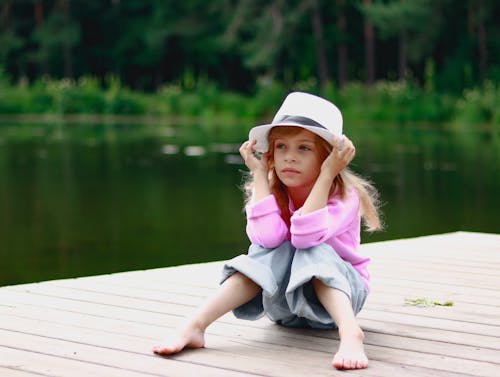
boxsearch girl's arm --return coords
[301,135,356,215]
[290,191,360,249]
[246,195,289,248]
[240,140,288,247]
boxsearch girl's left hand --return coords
[320,135,356,179]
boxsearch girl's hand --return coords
[240,140,271,201]
[320,135,356,180]
[239,140,268,173]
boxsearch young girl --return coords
[153,92,382,370]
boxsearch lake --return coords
[1,119,499,286]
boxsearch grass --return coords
[404,297,454,307]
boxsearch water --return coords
[1,120,499,286]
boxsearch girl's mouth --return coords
[282,168,300,174]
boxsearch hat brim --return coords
[249,122,337,153]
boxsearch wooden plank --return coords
[0,330,267,377]
[2,302,499,365]
[368,269,499,291]
[0,367,47,377]
[1,290,498,376]
[58,269,499,310]
[4,282,498,338]
[33,282,496,336]
[6,281,500,341]
[368,254,500,269]
[371,279,500,305]
[371,261,500,280]
[366,301,500,327]
[0,327,362,377]
[0,346,162,377]
[51,276,500,321]
[0,315,494,377]
[46,277,500,324]
[359,318,500,350]
[359,309,500,337]
[2,291,499,376]
[366,292,500,322]
[0,232,499,377]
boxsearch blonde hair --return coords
[243,126,382,231]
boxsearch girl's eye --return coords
[299,145,312,151]
[276,143,286,149]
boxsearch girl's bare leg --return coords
[312,278,368,370]
[153,272,261,355]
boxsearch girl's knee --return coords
[311,277,322,288]
[311,277,332,294]
[230,271,260,290]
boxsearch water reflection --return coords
[184,146,206,156]
[0,122,498,286]
[161,144,179,155]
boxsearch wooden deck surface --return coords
[1,231,499,377]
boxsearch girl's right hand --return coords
[320,135,356,179]
[239,140,268,173]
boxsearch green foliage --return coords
[0,73,498,133]
[337,80,453,124]
[29,3,81,78]
[360,0,444,63]
[454,81,500,126]
[0,30,23,66]
[1,0,498,94]
[46,77,105,114]
[105,77,148,115]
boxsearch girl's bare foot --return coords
[152,323,205,355]
[332,328,368,370]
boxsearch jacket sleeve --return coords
[246,195,288,248]
[290,191,360,249]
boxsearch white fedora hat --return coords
[249,92,343,152]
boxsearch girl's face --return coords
[271,128,326,193]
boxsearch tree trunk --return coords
[336,0,347,88]
[398,30,408,81]
[265,1,283,83]
[311,0,330,91]
[60,0,73,78]
[467,0,488,81]
[476,0,488,80]
[34,0,48,76]
[34,1,43,27]
[0,0,11,29]
[363,0,375,85]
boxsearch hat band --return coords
[274,115,326,130]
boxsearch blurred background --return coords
[0,0,499,286]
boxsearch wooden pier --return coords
[1,231,499,376]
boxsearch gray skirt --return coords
[220,242,368,329]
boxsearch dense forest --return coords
[1,0,499,93]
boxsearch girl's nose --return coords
[285,150,296,162]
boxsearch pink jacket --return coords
[245,190,371,291]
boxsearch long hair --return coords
[243,126,382,231]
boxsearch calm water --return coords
[1,121,499,286]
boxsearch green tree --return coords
[467,0,496,80]
[363,0,376,85]
[0,0,499,94]
[0,0,23,76]
[311,0,330,90]
[361,0,445,81]
[31,0,80,78]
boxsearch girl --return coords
[153,92,382,371]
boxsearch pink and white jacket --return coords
[245,190,371,291]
